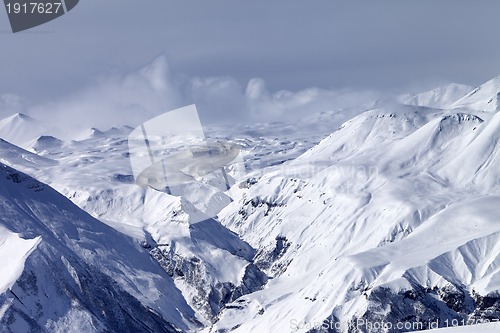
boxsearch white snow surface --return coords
[403,83,473,109]
[0,75,500,332]
[211,93,500,331]
[0,163,198,332]
[0,226,40,295]
[0,113,49,148]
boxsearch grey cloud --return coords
[1,0,500,105]
[18,56,380,138]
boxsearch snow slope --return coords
[450,76,500,112]
[27,135,64,153]
[0,113,48,148]
[403,83,472,109]
[0,226,40,294]
[0,127,268,325]
[0,163,199,332]
[210,100,500,332]
[0,138,57,173]
[1,74,500,332]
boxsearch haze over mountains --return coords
[401,83,473,109]
[0,75,499,332]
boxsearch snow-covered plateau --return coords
[0,76,499,332]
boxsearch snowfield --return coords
[0,76,499,332]
[0,163,198,332]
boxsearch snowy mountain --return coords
[0,113,48,148]
[0,163,199,332]
[450,76,500,112]
[1,75,500,333]
[0,130,271,326]
[403,83,472,109]
[410,322,499,333]
[27,135,64,153]
[0,138,58,180]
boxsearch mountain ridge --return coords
[2,74,500,332]
[450,76,500,112]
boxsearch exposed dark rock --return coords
[254,235,292,277]
[150,247,268,322]
[308,283,500,333]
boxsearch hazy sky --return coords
[1,0,500,127]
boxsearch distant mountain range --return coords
[1,75,500,332]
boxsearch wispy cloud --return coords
[0,94,27,117]
[12,56,383,139]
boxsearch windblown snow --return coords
[1,76,500,333]
[450,76,500,112]
[402,83,472,109]
[0,113,48,148]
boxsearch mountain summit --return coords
[0,113,47,148]
[1,75,500,332]
[450,75,500,112]
[403,83,472,109]
[0,163,198,332]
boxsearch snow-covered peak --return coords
[0,137,57,171]
[6,112,30,120]
[0,225,41,294]
[75,125,134,141]
[0,112,48,148]
[27,135,64,153]
[0,163,198,332]
[403,83,473,109]
[295,104,432,163]
[450,75,500,112]
[2,94,500,332]
[212,104,500,332]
